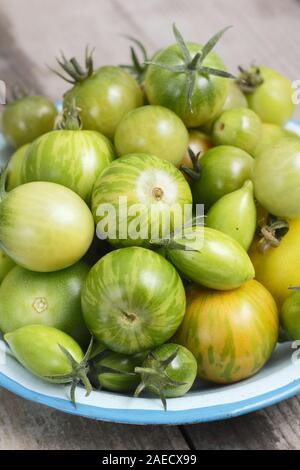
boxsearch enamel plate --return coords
[0,120,300,425]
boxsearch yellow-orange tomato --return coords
[174,280,278,384]
[178,130,213,181]
[249,219,300,307]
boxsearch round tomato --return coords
[205,180,257,251]
[6,144,30,191]
[58,53,143,139]
[81,247,186,354]
[5,324,92,403]
[0,262,90,346]
[249,218,300,306]
[0,182,94,272]
[239,65,295,126]
[114,105,188,165]
[90,351,147,393]
[253,137,300,219]
[164,226,255,290]
[190,145,254,209]
[2,96,57,149]
[134,344,197,407]
[23,124,114,204]
[92,153,192,247]
[280,289,300,340]
[252,123,287,159]
[144,26,233,127]
[178,130,213,177]
[212,108,262,154]
[174,280,279,383]
[0,249,15,283]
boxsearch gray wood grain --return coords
[0,0,300,450]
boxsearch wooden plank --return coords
[0,389,189,450]
[1,0,300,451]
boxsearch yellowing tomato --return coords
[249,218,300,306]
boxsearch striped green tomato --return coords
[92,153,192,247]
[23,130,114,204]
[175,280,279,383]
[81,247,186,354]
[165,226,255,290]
[0,182,94,272]
[6,144,30,191]
[0,249,15,283]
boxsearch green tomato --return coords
[144,43,229,127]
[0,262,90,346]
[64,67,143,139]
[82,247,186,354]
[252,123,287,159]
[2,96,57,149]
[191,145,254,209]
[0,182,94,272]
[206,180,257,251]
[92,153,192,247]
[114,105,188,165]
[212,108,262,154]
[165,226,255,290]
[280,290,300,340]
[6,144,30,191]
[5,325,84,379]
[253,137,300,218]
[23,129,114,204]
[135,344,197,404]
[90,351,147,393]
[0,249,15,283]
[246,66,295,126]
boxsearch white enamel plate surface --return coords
[0,121,300,425]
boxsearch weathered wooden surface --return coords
[0,0,300,450]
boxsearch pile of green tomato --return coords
[1,25,300,409]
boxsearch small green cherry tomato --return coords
[280,289,300,340]
[0,182,94,272]
[82,247,186,354]
[0,262,90,345]
[253,137,300,219]
[2,96,57,149]
[62,62,143,139]
[191,145,254,209]
[114,105,189,165]
[252,123,287,159]
[0,249,15,283]
[165,226,255,290]
[90,351,147,393]
[212,108,262,154]
[6,144,30,191]
[206,180,257,251]
[243,66,295,126]
[134,344,197,408]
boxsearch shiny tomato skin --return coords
[0,182,94,272]
[0,262,90,346]
[249,219,300,306]
[6,144,30,191]
[178,130,213,176]
[144,43,229,127]
[253,137,300,219]
[174,280,279,384]
[0,249,15,283]
[114,105,188,165]
[247,66,295,126]
[280,290,300,340]
[81,247,186,354]
[64,66,143,140]
[2,96,57,149]
[191,145,254,209]
[23,129,114,203]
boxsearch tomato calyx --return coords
[45,337,94,406]
[236,65,264,94]
[257,214,289,252]
[134,348,187,410]
[54,99,82,130]
[181,147,202,180]
[119,35,150,83]
[50,46,95,85]
[146,24,235,111]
